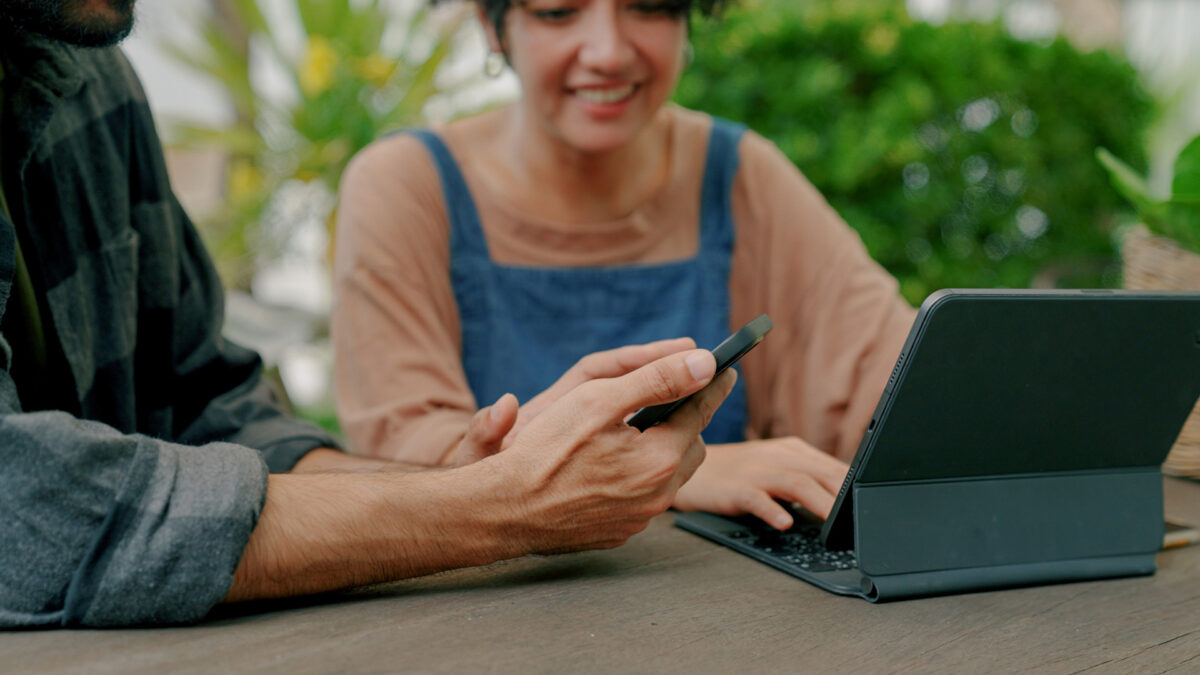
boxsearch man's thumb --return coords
[458,393,519,464]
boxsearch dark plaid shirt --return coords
[0,34,340,627]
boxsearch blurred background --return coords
[121,0,1200,431]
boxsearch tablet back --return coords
[824,290,1200,598]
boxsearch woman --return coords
[332,0,915,528]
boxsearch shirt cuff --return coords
[61,438,268,626]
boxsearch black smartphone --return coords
[626,314,773,431]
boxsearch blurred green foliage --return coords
[1098,135,1200,254]
[166,0,470,289]
[675,0,1157,303]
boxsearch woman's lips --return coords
[572,83,637,104]
[570,84,638,119]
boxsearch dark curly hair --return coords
[435,1,729,44]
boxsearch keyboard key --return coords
[727,507,858,573]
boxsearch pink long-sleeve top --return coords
[332,106,916,464]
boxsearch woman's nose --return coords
[576,9,636,72]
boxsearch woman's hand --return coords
[673,437,850,529]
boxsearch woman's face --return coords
[492,0,689,155]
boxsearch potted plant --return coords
[1098,135,1200,477]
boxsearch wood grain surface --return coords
[4,478,1198,674]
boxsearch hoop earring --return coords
[484,51,506,78]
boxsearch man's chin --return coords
[51,20,135,48]
[3,0,137,48]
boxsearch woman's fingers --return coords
[773,439,850,498]
[737,489,796,530]
[766,473,838,521]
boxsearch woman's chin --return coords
[551,119,653,156]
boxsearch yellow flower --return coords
[299,36,338,96]
[229,159,264,203]
[353,53,396,87]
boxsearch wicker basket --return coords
[1123,225,1200,477]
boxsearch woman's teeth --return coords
[574,85,635,104]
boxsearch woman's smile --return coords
[572,83,638,105]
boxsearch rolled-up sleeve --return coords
[0,374,268,628]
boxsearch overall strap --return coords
[698,118,746,254]
[403,129,490,260]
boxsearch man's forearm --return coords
[223,464,519,602]
[224,348,727,605]
[290,447,444,474]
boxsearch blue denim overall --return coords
[407,119,748,443]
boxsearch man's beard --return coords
[3,0,137,48]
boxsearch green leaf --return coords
[1161,204,1200,253]
[1096,147,1160,213]
[343,1,386,57]
[229,0,269,34]
[297,0,348,38]
[1171,135,1200,203]
[170,125,268,155]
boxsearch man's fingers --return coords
[561,338,698,386]
[516,339,702,443]
[487,393,520,437]
[458,393,519,464]
[596,349,716,416]
[593,338,697,377]
[653,368,736,439]
[669,438,708,492]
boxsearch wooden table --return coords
[5,478,1199,674]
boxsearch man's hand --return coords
[291,395,520,473]
[446,393,519,466]
[225,348,731,603]
[489,348,735,554]
[500,337,697,450]
[672,437,850,528]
